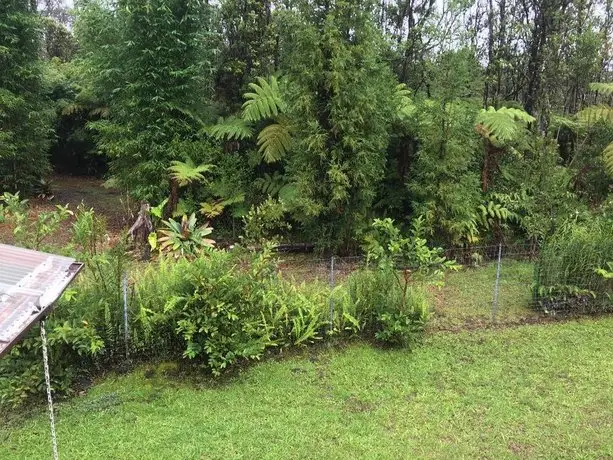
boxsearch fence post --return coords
[491,243,503,322]
[122,272,130,360]
[329,255,335,333]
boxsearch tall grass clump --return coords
[534,215,613,313]
[334,217,458,346]
[340,268,429,346]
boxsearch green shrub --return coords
[0,320,104,408]
[342,217,457,346]
[261,279,331,347]
[161,251,274,374]
[534,215,613,313]
[343,269,429,347]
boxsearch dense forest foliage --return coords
[1,0,612,250]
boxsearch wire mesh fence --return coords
[114,242,610,361]
[271,243,610,330]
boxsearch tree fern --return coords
[242,76,286,122]
[168,158,213,186]
[603,141,613,177]
[394,83,415,121]
[475,106,535,144]
[207,116,253,141]
[257,119,291,163]
[588,82,613,96]
[576,105,613,125]
[254,171,286,195]
[578,82,613,177]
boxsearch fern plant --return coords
[207,116,253,141]
[168,157,213,187]
[208,76,291,163]
[256,118,292,163]
[242,76,287,121]
[475,107,535,145]
[475,106,535,192]
[574,82,613,177]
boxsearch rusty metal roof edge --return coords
[0,243,75,263]
[0,262,84,360]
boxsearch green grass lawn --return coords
[429,260,539,329]
[3,317,613,459]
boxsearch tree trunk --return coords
[166,178,179,219]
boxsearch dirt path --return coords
[0,175,132,246]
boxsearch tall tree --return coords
[0,0,54,193]
[216,0,277,110]
[276,0,398,248]
[74,0,218,201]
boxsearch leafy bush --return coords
[0,192,72,250]
[338,218,457,346]
[342,269,429,347]
[159,251,274,375]
[534,215,613,313]
[0,316,104,408]
[241,197,291,246]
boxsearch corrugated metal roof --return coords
[0,244,83,358]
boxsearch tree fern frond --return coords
[496,107,536,123]
[207,116,253,141]
[589,82,613,96]
[576,105,613,125]
[257,122,291,163]
[61,102,83,116]
[476,110,518,143]
[169,105,205,127]
[168,157,213,186]
[254,171,286,195]
[62,103,110,118]
[242,76,286,122]
[89,106,110,118]
[394,83,415,121]
[603,141,613,178]
[550,114,583,132]
[475,106,535,144]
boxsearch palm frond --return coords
[168,157,213,186]
[589,82,613,96]
[257,122,291,163]
[603,141,613,177]
[207,116,253,141]
[576,105,613,125]
[242,76,286,122]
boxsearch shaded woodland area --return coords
[1,0,612,250]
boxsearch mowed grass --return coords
[3,318,613,459]
[430,260,539,329]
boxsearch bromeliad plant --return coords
[153,213,215,258]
